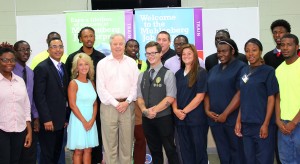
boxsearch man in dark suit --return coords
[205,29,248,72]
[34,37,69,164]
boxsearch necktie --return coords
[149,69,155,82]
[57,63,64,86]
[57,63,64,77]
[22,68,27,85]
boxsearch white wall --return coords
[182,0,300,53]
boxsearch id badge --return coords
[242,74,249,83]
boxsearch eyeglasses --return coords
[216,28,229,33]
[0,58,16,63]
[18,49,32,53]
[145,52,159,57]
[49,45,64,49]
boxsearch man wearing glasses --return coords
[13,40,39,164]
[137,41,179,164]
[30,32,68,70]
[165,35,205,74]
[205,29,247,72]
[34,37,69,164]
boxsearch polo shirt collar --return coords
[150,62,163,72]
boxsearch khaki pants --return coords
[100,103,135,164]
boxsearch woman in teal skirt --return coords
[67,53,99,164]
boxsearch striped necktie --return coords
[57,63,64,86]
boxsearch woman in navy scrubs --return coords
[205,38,246,164]
[172,44,208,164]
[235,38,279,164]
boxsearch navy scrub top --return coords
[175,67,208,126]
[207,59,246,126]
[240,65,279,124]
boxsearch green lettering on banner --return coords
[66,11,129,55]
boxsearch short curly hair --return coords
[78,27,95,43]
[270,19,291,33]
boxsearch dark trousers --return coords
[0,129,26,164]
[142,115,179,164]
[58,128,67,164]
[174,128,184,164]
[134,124,146,164]
[20,123,38,164]
[39,128,64,164]
[177,125,208,164]
[210,124,245,164]
[39,129,65,164]
[91,107,103,164]
[242,124,275,164]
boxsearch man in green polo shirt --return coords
[275,33,300,163]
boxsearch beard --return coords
[283,52,297,59]
[85,45,93,49]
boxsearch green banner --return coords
[66,10,133,56]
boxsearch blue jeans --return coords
[278,120,300,164]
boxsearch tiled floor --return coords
[65,150,220,164]
[65,151,280,164]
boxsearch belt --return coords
[116,98,127,102]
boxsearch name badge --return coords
[242,74,249,83]
[153,77,162,87]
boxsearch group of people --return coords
[204,19,299,164]
[0,18,299,164]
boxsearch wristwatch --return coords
[126,99,131,104]
[142,109,149,117]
